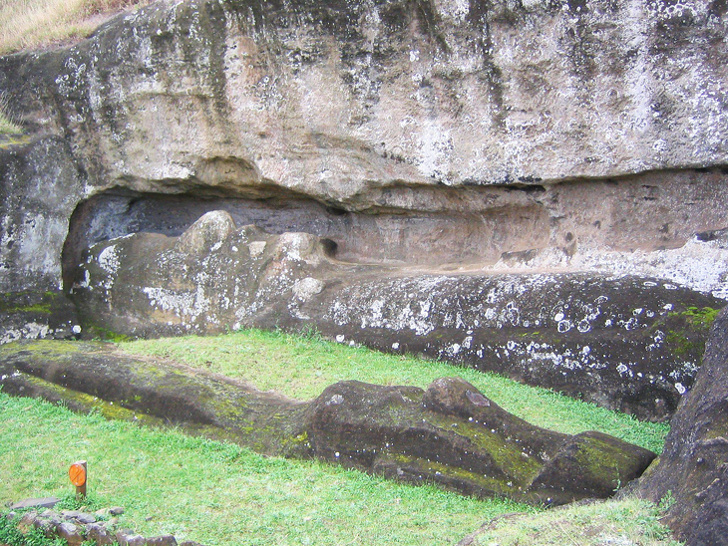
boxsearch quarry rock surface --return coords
[1,0,728,296]
[0,0,727,420]
[2,0,727,196]
[636,307,728,546]
[0,340,656,505]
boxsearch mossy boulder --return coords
[636,307,728,545]
[0,341,656,505]
[307,377,655,505]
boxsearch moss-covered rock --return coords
[636,307,728,545]
[0,340,656,505]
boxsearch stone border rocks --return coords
[4,498,204,546]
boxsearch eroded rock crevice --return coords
[61,167,728,294]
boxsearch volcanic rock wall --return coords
[1,0,727,418]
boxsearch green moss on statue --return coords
[666,306,720,357]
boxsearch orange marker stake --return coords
[69,461,87,500]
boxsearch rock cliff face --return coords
[1,0,727,418]
[4,0,728,195]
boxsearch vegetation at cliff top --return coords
[0,390,681,546]
[0,0,148,55]
[121,328,670,454]
[0,92,21,134]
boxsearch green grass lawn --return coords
[121,328,669,453]
[1,329,678,545]
[0,392,679,546]
[0,392,531,545]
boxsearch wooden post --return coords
[69,461,87,501]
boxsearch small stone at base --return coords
[9,497,60,510]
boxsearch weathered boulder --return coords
[70,212,722,420]
[0,340,656,505]
[635,307,728,545]
[0,137,85,294]
[0,339,306,454]
[307,377,655,505]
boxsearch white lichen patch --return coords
[98,244,121,275]
[278,233,313,263]
[249,241,266,257]
[492,238,728,300]
[292,277,325,301]
[143,287,207,322]
[0,322,51,345]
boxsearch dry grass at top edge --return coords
[0,112,21,134]
[0,0,150,55]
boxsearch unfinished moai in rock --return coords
[0,0,727,420]
[70,211,722,420]
[0,340,656,506]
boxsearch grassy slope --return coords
[0,0,147,55]
[464,496,682,546]
[1,392,532,546]
[0,388,679,546]
[121,329,669,453]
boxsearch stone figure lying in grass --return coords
[0,340,655,506]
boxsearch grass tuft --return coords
[466,497,683,545]
[0,0,149,55]
[0,92,21,134]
